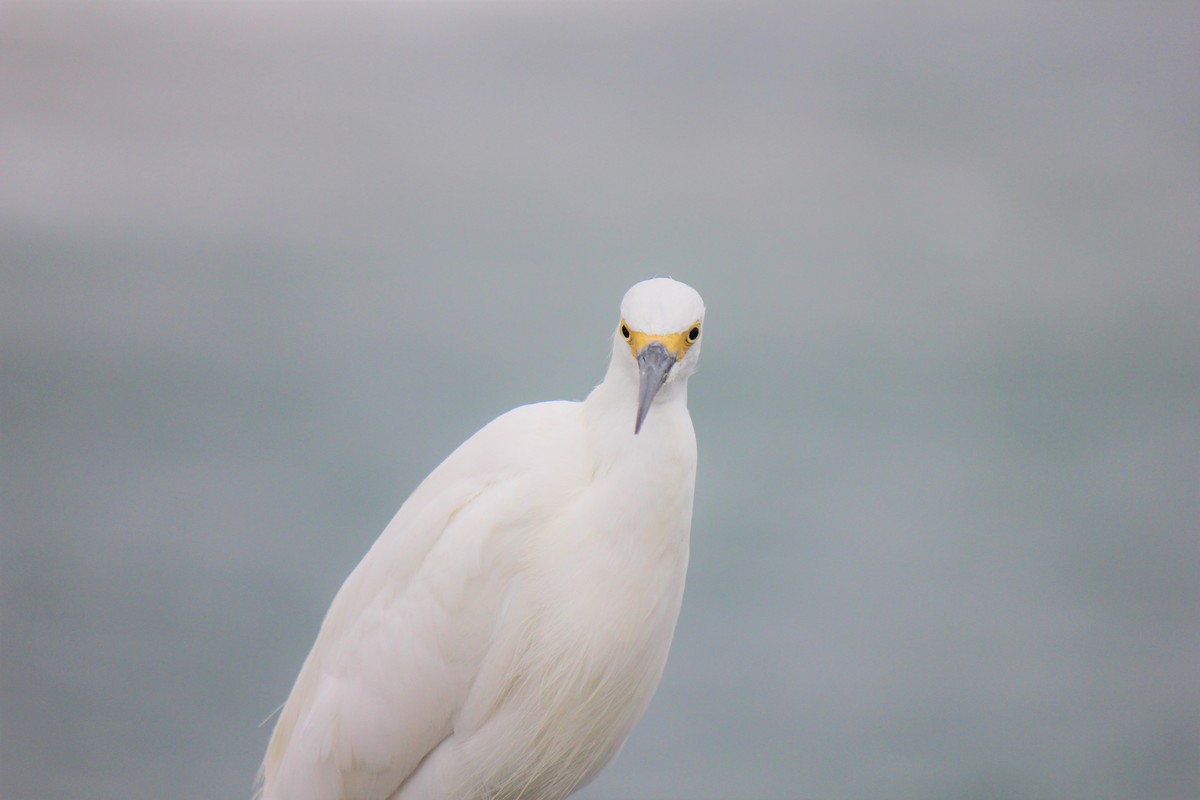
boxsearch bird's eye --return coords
[688,326,700,341]
[621,324,631,340]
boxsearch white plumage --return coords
[259,278,706,800]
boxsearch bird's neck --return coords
[581,355,692,463]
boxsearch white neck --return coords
[581,347,693,466]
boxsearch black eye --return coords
[621,324,631,339]
[688,326,700,341]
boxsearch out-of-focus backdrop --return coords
[2,2,1198,798]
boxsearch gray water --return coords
[2,3,1198,798]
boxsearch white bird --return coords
[259,278,706,800]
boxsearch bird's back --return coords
[261,400,613,799]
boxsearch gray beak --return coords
[635,341,677,434]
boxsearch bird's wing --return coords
[261,402,583,800]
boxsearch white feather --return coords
[259,279,705,800]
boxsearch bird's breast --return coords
[450,446,695,799]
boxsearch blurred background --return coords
[2,2,1198,798]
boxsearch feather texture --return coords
[259,279,705,800]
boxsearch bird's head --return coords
[614,278,706,434]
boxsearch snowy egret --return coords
[259,278,706,800]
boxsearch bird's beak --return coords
[635,340,676,434]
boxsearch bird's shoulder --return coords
[444,399,589,477]
[323,399,591,639]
